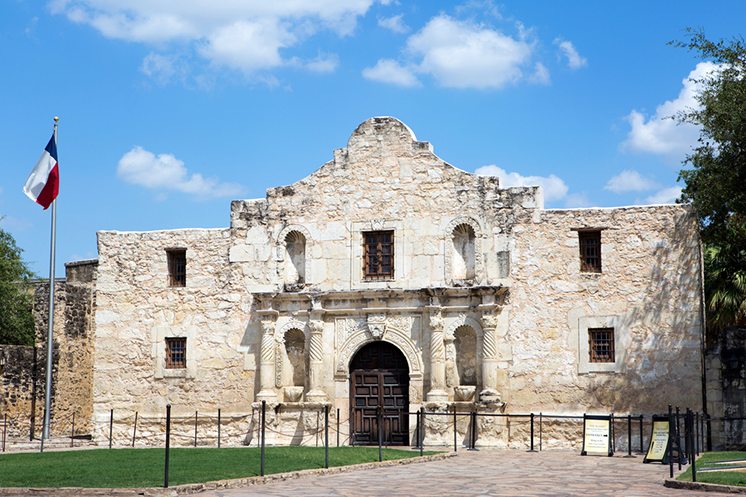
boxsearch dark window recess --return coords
[363,231,394,280]
[167,249,186,287]
[588,328,615,363]
[579,231,602,273]
[165,337,187,368]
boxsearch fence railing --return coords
[0,402,729,487]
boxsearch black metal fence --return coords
[0,402,732,486]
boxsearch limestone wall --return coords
[228,116,540,294]
[92,228,254,445]
[505,206,704,414]
[88,117,704,448]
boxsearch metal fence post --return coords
[336,408,340,448]
[217,408,221,448]
[529,413,535,452]
[70,412,75,448]
[639,415,644,453]
[194,410,198,447]
[694,411,699,456]
[260,400,266,476]
[691,411,697,482]
[668,405,674,479]
[469,411,478,451]
[109,408,113,449]
[377,406,383,462]
[132,411,138,447]
[684,409,691,462]
[324,405,329,469]
[627,415,632,457]
[676,406,682,470]
[419,407,424,456]
[164,404,171,488]
[2,413,6,452]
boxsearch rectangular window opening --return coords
[167,249,187,287]
[165,337,187,369]
[363,230,394,280]
[579,231,602,273]
[588,327,614,363]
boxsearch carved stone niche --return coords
[367,314,386,340]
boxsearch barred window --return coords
[579,231,602,273]
[363,231,394,280]
[588,328,614,363]
[165,337,187,368]
[167,249,186,287]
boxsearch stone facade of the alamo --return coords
[7,116,707,448]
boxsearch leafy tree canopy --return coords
[674,29,746,330]
[0,225,35,345]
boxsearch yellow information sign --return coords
[644,420,670,463]
[581,416,611,456]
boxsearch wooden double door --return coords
[350,341,409,445]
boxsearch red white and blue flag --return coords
[23,133,59,209]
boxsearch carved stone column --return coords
[257,316,278,402]
[305,318,327,402]
[427,310,448,402]
[480,311,501,402]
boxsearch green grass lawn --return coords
[678,451,746,486]
[0,446,433,488]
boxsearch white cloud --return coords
[378,14,408,33]
[407,16,535,89]
[362,59,420,87]
[364,15,543,90]
[117,146,244,199]
[301,53,339,73]
[50,0,375,77]
[199,19,292,72]
[554,38,586,69]
[529,62,550,85]
[643,186,682,205]
[604,170,656,194]
[140,53,188,85]
[474,164,568,202]
[623,62,720,157]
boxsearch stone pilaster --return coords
[480,311,500,401]
[427,310,448,402]
[257,316,278,402]
[305,318,327,401]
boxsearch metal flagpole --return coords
[41,116,59,441]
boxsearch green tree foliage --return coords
[0,226,35,345]
[674,29,746,330]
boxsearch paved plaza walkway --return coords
[201,449,729,497]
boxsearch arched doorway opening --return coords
[350,341,409,445]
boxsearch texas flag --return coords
[23,133,59,209]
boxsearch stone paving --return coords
[200,449,730,497]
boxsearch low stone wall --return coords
[0,345,39,438]
[0,260,97,440]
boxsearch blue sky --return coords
[0,0,743,276]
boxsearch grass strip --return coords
[0,446,434,488]
[678,451,746,486]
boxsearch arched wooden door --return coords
[350,341,409,445]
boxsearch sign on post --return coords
[581,414,613,456]
[643,415,670,464]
